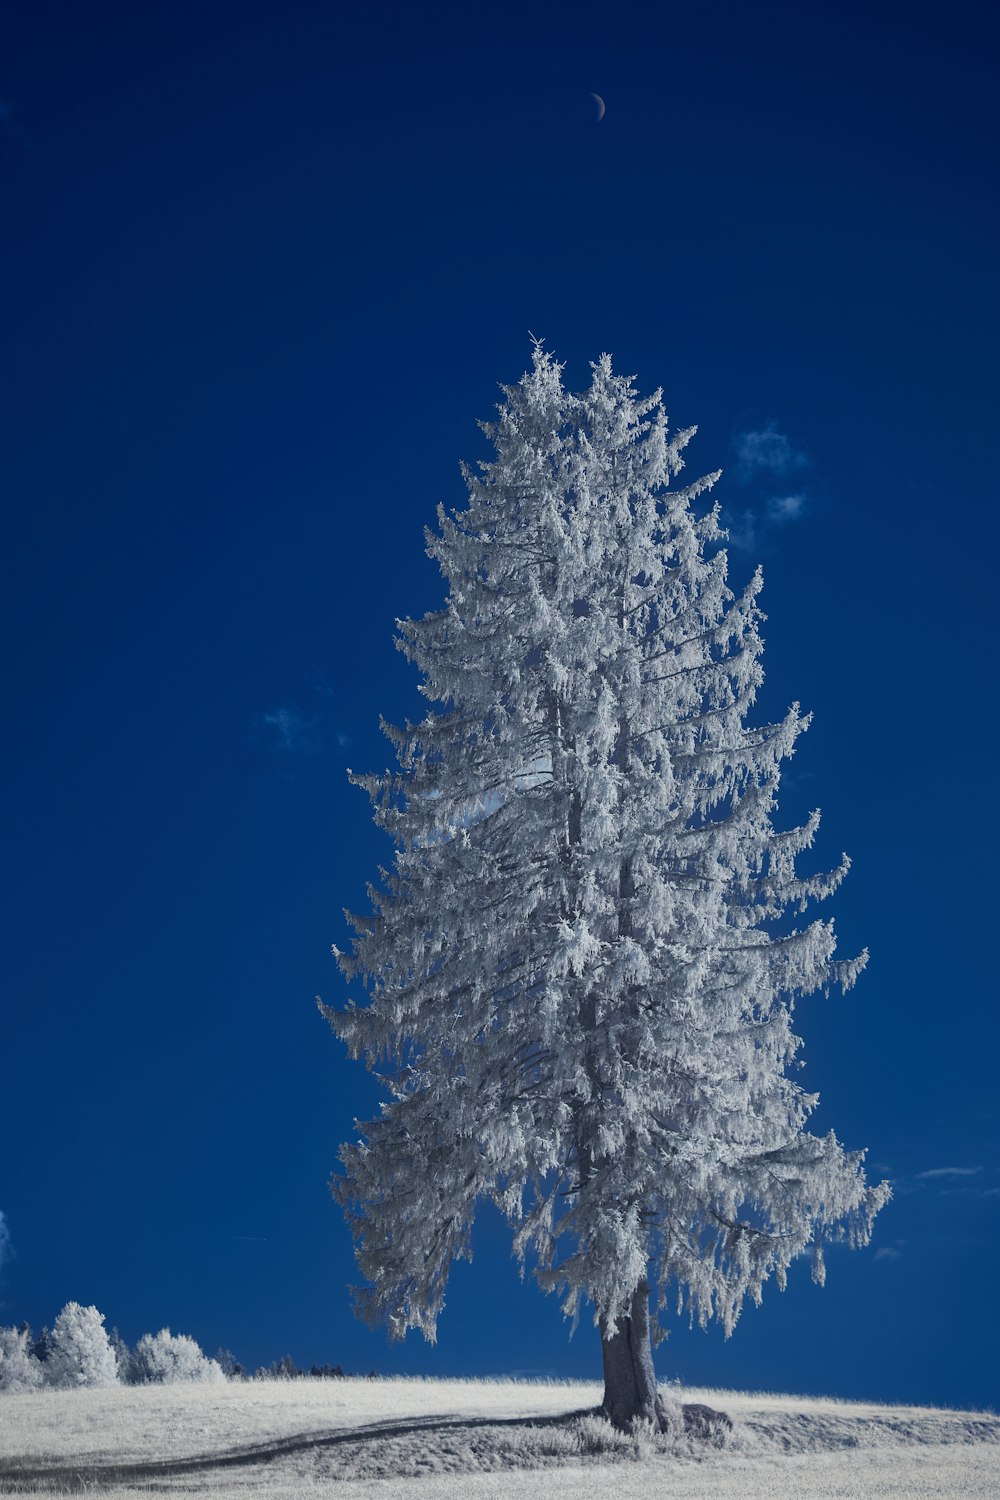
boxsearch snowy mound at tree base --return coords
[0,1377,996,1498]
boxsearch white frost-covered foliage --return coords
[45,1302,119,1389]
[0,1326,45,1393]
[133,1328,225,1385]
[324,349,889,1345]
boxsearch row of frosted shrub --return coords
[0,1304,361,1394]
[0,1302,224,1392]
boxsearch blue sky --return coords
[2,0,997,1408]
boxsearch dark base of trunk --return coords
[600,1282,731,1440]
[600,1280,670,1430]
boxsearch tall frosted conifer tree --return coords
[323,349,888,1429]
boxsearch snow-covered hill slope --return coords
[1,1376,996,1497]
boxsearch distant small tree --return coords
[214,1347,247,1379]
[108,1327,134,1384]
[45,1303,119,1389]
[323,349,889,1431]
[31,1325,52,1365]
[133,1329,225,1385]
[0,1326,45,1394]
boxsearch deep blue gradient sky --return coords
[2,0,998,1409]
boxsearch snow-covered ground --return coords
[0,1376,997,1498]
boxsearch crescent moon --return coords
[591,92,606,122]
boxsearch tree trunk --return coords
[599,1280,669,1430]
[599,1282,733,1439]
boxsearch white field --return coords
[0,1376,997,1498]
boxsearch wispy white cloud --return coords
[721,508,759,553]
[874,1163,1000,1203]
[873,1246,903,1263]
[767,493,806,523]
[722,423,812,551]
[896,1164,1000,1201]
[259,674,350,756]
[262,707,321,755]
[0,1211,12,1276]
[915,1166,982,1180]
[735,422,809,482]
[721,499,807,551]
